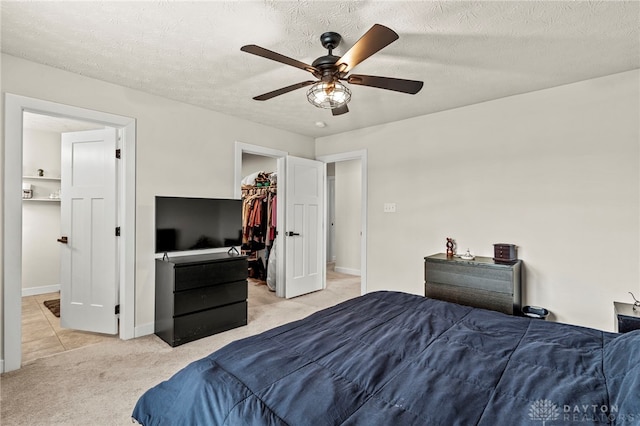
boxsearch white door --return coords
[277,156,326,298]
[327,176,336,262]
[60,128,118,334]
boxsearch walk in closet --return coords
[22,118,64,294]
[241,171,277,290]
[240,151,280,293]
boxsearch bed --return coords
[132,291,640,425]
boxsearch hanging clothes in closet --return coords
[241,172,277,282]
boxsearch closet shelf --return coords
[22,198,61,202]
[23,176,61,181]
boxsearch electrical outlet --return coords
[383,203,396,213]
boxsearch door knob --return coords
[286,232,300,237]
[57,236,68,244]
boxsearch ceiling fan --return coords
[240,24,423,116]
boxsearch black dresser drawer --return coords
[425,261,513,294]
[173,301,247,346]
[174,259,248,291]
[618,317,640,334]
[174,279,248,317]
[426,282,514,314]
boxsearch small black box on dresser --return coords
[493,243,517,264]
[155,253,248,347]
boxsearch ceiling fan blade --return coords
[241,45,317,73]
[331,104,349,116]
[335,24,399,74]
[253,81,316,101]
[347,74,423,94]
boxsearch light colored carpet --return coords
[1,272,360,425]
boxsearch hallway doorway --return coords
[317,150,368,295]
[326,159,362,277]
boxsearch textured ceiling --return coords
[2,1,639,138]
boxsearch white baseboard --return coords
[22,284,60,297]
[134,322,154,338]
[335,266,361,276]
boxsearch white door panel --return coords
[327,177,336,262]
[60,128,118,334]
[281,156,325,298]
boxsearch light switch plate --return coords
[383,203,396,213]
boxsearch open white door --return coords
[60,129,118,334]
[277,155,326,298]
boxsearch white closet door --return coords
[60,129,118,334]
[277,155,326,298]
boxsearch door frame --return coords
[316,150,368,295]
[2,93,136,372]
[233,142,288,200]
[234,141,289,296]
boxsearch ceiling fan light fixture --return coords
[306,81,351,109]
[242,24,423,116]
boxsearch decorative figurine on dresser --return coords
[446,238,456,257]
[424,250,522,315]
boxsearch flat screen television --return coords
[155,196,242,254]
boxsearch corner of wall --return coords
[134,322,154,338]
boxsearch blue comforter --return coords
[133,291,640,425]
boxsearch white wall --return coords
[241,153,276,180]
[2,52,637,346]
[334,159,361,275]
[21,128,62,292]
[23,128,61,182]
[316,70,640,332]
[1,54,316,339]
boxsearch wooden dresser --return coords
[424,253,522,315]
[155,253,248,347]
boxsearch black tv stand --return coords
[155,252,248,347]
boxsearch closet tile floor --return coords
[21,292,118,365]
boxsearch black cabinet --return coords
[155,253,248,347]
[424,253,522,315]
[614,302,640,333]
